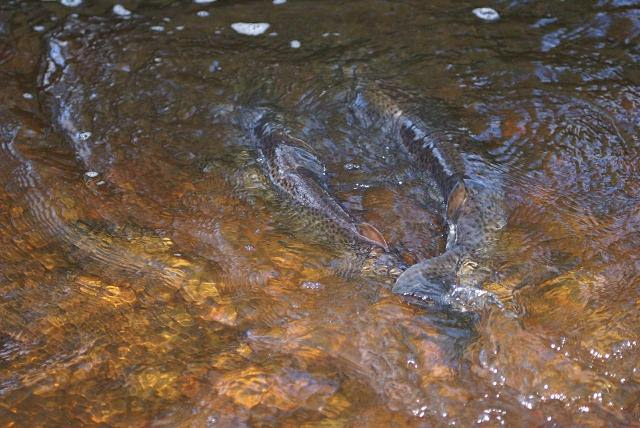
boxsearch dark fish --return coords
[353,82,507,311]
[0,109,190,291]
[253,114,389,254]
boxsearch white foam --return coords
[113,4,131,16]
[231,22,270,36]
[78,131,92,141]
[60,0,82,6]
[472,7,500,21]
[33,25,45,32]
[150,25,165,32]
[49,39,68,67]
[194,0,216,3]
[85,171,99,178]
[290,39,301,48]
[301,281,322,289]
[209,60,221,72]
[273,0,286,4]
[197,11,209,17]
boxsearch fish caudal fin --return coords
[392,249,502,312]
[357,222,389,251]
[392,251,457,306]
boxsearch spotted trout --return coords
[353,81,507,311]
[252,113,395,276]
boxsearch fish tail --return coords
[392,247,500,312]
[392,249,460,305]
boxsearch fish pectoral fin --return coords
[447,179,467,220]
[357,222,389,251]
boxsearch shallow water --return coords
[0,0,639,426]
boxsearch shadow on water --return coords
[0,0,639,425]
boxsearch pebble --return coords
[473,7,500,21]
[273,0,286,4]
[197,11,210,17]
[231,22,270,36]
[33,25,45,32]
[150,25,165,32]
[194,0,216,3]
[85,171,99,178]
[290,39,301,48]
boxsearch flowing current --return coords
[0,1,639,425]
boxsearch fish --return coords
[0,108,192,292]
[352,81,507,312]
[253,113,389,255]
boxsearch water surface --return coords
[0,0,639,425]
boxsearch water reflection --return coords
[0,0,639,425]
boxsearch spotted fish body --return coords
[253,114,389,257]
[354,82,507,311]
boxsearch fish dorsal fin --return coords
[447,179,468,220]
[357,222,389,251]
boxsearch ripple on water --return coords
[0,1,639,425]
